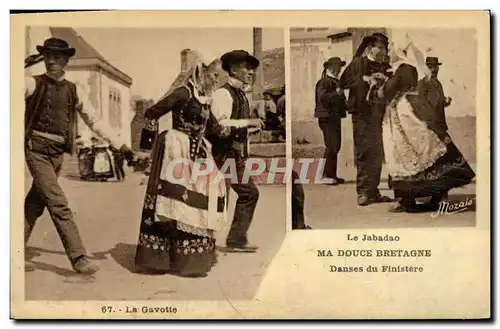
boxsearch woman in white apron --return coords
[380,41,475,212]
[134,49,230,277]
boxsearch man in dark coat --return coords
[418,56,452,138]
[209,50,264,252]
[24,38,136,273]
[314,57,348,184]
[275,85,286,141]
[291,170,312,230]
[340,33,392,206]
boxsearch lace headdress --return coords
[388,39,431,81]
[152,49,222,133]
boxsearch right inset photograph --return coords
[289,27,477,230]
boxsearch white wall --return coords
[25,26,52,77]
[101,73,132,145]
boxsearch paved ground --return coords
[24,164,285,301]
[302,163,477,230]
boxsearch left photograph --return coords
[23,26,286,300]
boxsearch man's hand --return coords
[362,75,372,83]
[249,118,264,129]
[372,72,388,81]
[444,96,452,107]
[248,127,262,135]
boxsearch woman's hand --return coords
[200,106,210,119]
[372,72,388,81]
[377,86,385,99]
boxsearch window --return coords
[108,88,122,129]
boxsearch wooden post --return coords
[252,27,264,100]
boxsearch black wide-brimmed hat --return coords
[36,38,76,57]
[354,32,389,58]
[363,33,389,47]
[426,56,442,66]
[323,57,346,68]
[220,50,260,72]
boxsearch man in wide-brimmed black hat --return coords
[24,37,137,274]
[418,56,452,142]
[207,49,264,252]
[340,32,392,206]
[314,57,348,185]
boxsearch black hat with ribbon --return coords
[220,50,260,72]
[425,56,442,66]
[354,32,389,58]
[36,38,76,57]
[323,57,346,69]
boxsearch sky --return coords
[75,27,284,100]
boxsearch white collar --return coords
[326,71,338,79]
[228,76,245,90]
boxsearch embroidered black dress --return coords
[382,63,476,200]
[134,84,226,277]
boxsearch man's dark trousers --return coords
[351,105,384,197]
[214,148,259,245]
[318,115,342,178]
[291,170,306,229]
[25,135,87,260]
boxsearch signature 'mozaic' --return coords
[431,198,475,218]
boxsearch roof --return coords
[290,28,347,42]
[50,27,133,87]
[259,47,284,90]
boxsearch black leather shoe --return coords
[71,256,99,274]
[371,194,392,203]
[358,195,371,206]
[389,205,409,213]
[334,177,346,184]
[225,243,258,253]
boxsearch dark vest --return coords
[208,83,250,157]
[25,74,78,154]
[223,83,249,142]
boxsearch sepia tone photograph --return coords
[290,27,477,230]
[10,10,490,320]
[22,25,286,301]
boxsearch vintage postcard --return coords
[10,10,490,319]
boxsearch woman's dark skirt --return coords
[134,131,217,277]
[392,133,475,199]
